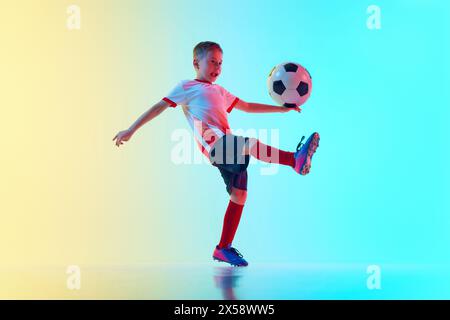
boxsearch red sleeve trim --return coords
[162,97,177,107]
[226,97,239,113]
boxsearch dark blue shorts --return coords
[216,166,248,195]
[209,134,250,195]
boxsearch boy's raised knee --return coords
[242,137,258,156]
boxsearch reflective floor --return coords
[1,263,450,299]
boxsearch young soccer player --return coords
[113,41,320,267]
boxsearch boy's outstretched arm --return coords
[113,100,171,147]
[234,99,301,113]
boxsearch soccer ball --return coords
[267,62,312,108]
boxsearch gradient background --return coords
[1,0,449,298]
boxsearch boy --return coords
[113,41,320,267]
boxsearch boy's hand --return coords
[280,106,302,113]
[113,129,134,147]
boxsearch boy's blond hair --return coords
[193,41,223,60]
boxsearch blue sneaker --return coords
[294,132,320,175]
[213,245,248,267]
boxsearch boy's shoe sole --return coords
[295,132,320,175]
[212,257,247,267]
[301,132,320,175]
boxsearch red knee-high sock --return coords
[249,140,295,168]
[218,200,245,249]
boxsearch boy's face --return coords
[194,49,222,83]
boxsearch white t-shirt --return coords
[163,79,240,159]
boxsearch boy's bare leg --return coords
[243,138,295,167]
